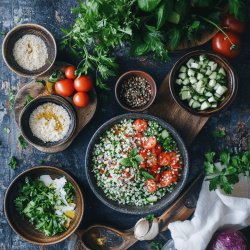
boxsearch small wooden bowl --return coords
[4,166,84,245]
[19,95,76,148]
[2,23,57,77]
[115,70,157,112]
[169,50,238,116]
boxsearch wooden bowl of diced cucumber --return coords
[169,50,238,116]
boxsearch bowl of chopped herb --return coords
[115,71,157,111]
[4,166,84,245]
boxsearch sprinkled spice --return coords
[120,76,151,108]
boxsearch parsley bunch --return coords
[204,150,250,194]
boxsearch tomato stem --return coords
[200,16,237,48]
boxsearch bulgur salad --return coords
[91,119,183,206]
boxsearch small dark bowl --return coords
[85,113,189,214]
[115,70,157,112]
[2,23,57,77]
[169,50,238,116]
[4,166,84,245]
[20,95,76,148]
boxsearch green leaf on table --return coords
[228,0,247,21]
[24,95,33,107]
[18,135,28,150]
[9,156,18,170]
[205,151,215,162]
[145,213,155,222]
[168,27,181,51]
[149,241,163,250]
[138,0,161,12]
[212,128,226,138]
[156,1,173,29]
[8,89,16,110]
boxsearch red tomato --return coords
[64,66,77,80]
[145,179,157,193]
[147,155,158,167]
[155,173,160,182]
[150,165,160,173]
[222,13,246,34]
[139,161,147,169]
[133,119,148,132]
[139,149,148,159]
[143,136,157,149]
[122,170,130,178]
[135,133,143,147]
[159,170,177,188]
[212,31,240,58]
[169,152,178,165]
[151,144,162,155]
[55,79,74,97]
[74,75,93,92]
[158,152,171,166]
[73,92,89,107]
[172,162,181,169]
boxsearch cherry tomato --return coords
[139,149,148,159]
[73,92,89,107]
[222,13,246,34]
[145,179,157,193]
[169,152,179,165]
[135,133,143,147]
[55,79,74,97]
[146,155,158,167]
[64,66,77,80]
[159,170,177,188]
[139,161,147,169]
[143,136,157,149]
[158,152,171,166]
[74,75,93,92]
[212,31,240,58]
[151,144,162,155]
[133,119,148,132]
[150,165,160,173]
[172,162,181,169]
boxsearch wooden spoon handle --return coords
[158,173,204,232]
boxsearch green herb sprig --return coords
[9,156,18,170]
[204,149,250,194]
[120,147,144,170]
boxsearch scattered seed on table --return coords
[120,76,151,108]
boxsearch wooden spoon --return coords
[75,173,203,250]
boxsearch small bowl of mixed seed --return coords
[115,70,157,111]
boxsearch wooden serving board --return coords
[147,74,210,146]
[14,63,97,153]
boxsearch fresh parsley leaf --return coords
[168,27,181,51]
[9,156,18,170]
[24,95,33,107]
[8,89,16,110]
[18,135,28,150]
[49,69,64,83]
[149,241,163,250]
[212,128,226,138]
[141,170,155,180]
[145,213,155,222]
[228,0,247,21]
[120,158,132,167]
[39,159,46,165]
[138,0,161,12]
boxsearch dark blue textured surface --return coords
[0,1,249,249]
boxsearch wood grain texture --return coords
[14,63,97,153]
[147,74,209,146]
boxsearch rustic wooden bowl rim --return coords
[2,23,57,77]
[169,50,238,116]
[4,166,84,245]
[115,70,157,112]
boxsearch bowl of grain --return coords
[20,95,76,148]
[115,70,157,112]
[2,23,57,77]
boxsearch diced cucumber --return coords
[193,95,199,101]
[199,97,206,102]
[199,55,206,61]
[146,196,158,203]
[191,62,200,69]
[216,85,228,95]
[209,72,217,79]
[180,66,187,73]
[211,103,218,108]
[208,79,216,88]
[161,130,169,139]
[196,80,203,89]
[218,67,226,75]
[215,93,221,98]
[202,77,208,84]
[178,73,186,80]
[189,99,195,107]
[200,101,211,110]
[186,58,195,68]
[205,92,213,97]
[176,79,182,85]
[189,77,197,84]
[182,78,189,85]
[210,63,217,71]
[197,73,204,80]
[208,61,214,66]
[206,69,212,75]
[192,101,201,109]
[208,96,216,103]
[214,83,221,90]
[187,68,195,77]
[180,91,192,100]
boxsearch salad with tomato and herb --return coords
[91,119,183,206]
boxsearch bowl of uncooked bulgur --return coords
[2,23,57,77]
[115,70,157,112]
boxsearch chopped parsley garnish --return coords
[9,156,18,170]
[18,135,28,150]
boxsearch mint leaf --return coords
[141,170,155,180]
[135,155,144,163]
[120,158,131,167]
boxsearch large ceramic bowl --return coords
[4,166,84,245]
[85,113,189,214]
[19,95,76,148]
[2,23,57,77]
